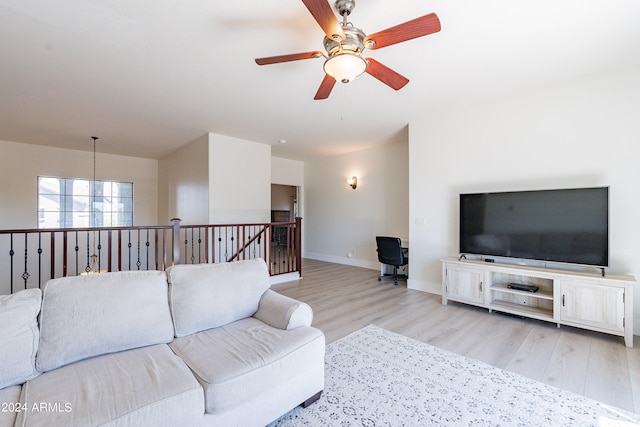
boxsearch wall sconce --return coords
[348,176,358,190]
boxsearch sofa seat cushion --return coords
[0,385,21,427]
[37,270,174,372]
[16,344,204,427]
[167,259,270,337]
[169,317,325,414]
[0,289,41,389]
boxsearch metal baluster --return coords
[118,229,123,272]
[183,229,188,263]
[108,230,113,272]
[205,226,210,264]
[74,231,79,276]
[62,231,67,277]
[288,224,292,272]
[224,227,229,261]
[85,232,91,273]
[136,229,141,270]
[127,230,132,270]
[197,228,202,263]
[146,229,150,270]
[9,234,14,293]
[98,230,102,271]
[22,233,30,289]
[250,226,255,258]
[273,226,279,274]
[37,232,43,287]
[231,228,240,258]
[162,229,167,270]
[271,227,276,273]
[190,228,195,264]
[49,232,55,280]
[217,231,222,263]
[239,226,244,260]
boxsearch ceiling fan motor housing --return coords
[323,24,366,56]
[334,0,356,16]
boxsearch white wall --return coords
[408,68,640,330]
[158,135,209,224]
[0,139,158,228]
[271,156,304,186]
[208,133,271,223]
[304,140,409,269]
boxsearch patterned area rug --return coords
[271,325,640,426]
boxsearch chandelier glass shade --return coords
[323,52,367,83]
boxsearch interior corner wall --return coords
[208,133,271,223]
[158,135,209,225]
[0,139,158,228]
[407,68,640,330]
[303,139,409,269]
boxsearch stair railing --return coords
[0,218,302,294]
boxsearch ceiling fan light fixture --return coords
[323,52,367,83]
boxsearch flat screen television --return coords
[459,187,609,267]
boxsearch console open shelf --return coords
[441,257,636,347]
[490,283,553,300]
[489,300,554,320]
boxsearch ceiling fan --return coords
[255,0,441,100]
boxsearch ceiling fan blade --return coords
[314,74,336,100]
[255,51,324,65]
[365,58,409,90]
[301,0,345,40]
[364,13,441,50]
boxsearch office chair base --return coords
[378,273,408,286]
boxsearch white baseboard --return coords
[303,252,379,271]
[269,272,300,285]
[408,278,441,295]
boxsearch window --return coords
[38,176,133,228]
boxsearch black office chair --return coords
[376,236,408,286]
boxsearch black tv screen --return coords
[459,187,609,267]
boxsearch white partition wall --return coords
[408,68,640,331]
[208,133,271,224]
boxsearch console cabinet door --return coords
[445,265,485,305]
[559,281,625,333]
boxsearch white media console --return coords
[441,257,636,347]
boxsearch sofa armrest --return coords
[253,290,313,330]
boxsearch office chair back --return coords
[376,236,406,267]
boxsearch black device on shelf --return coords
[506,283,539,293]
[459,187,609,268]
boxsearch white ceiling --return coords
[1,0,639,160]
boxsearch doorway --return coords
[271,184,298,222]
[270,184,298,274]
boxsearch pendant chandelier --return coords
[86,136,99,274]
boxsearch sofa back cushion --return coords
[167,259,270,337]
[0,289,42,388]
[36,270,174,372]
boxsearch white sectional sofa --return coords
[0,259,325,427]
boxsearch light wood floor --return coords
[272,259,640,414]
